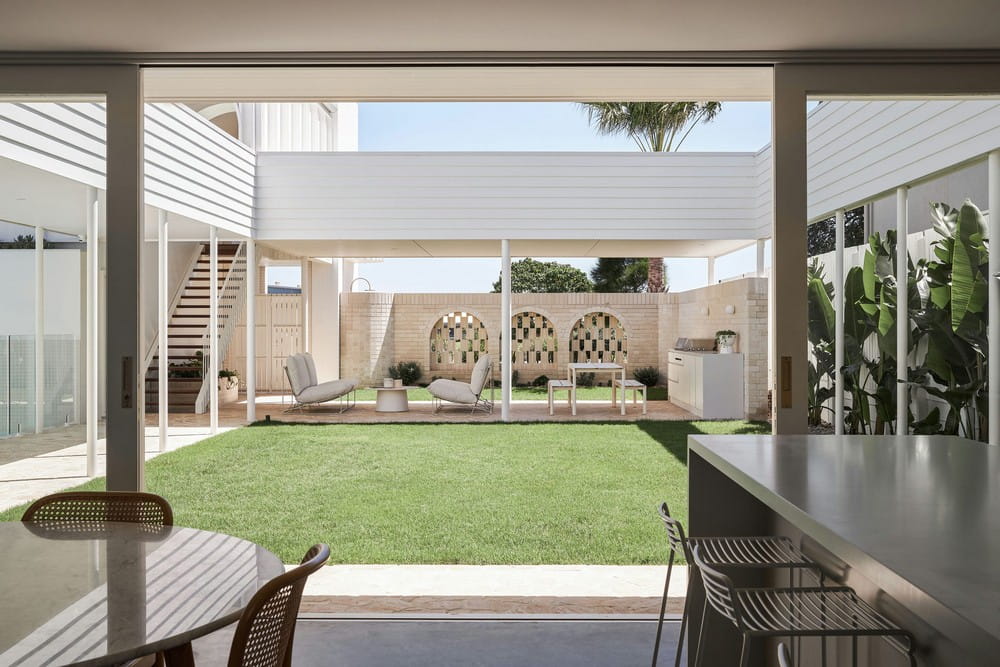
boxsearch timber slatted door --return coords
[227,295,302,391]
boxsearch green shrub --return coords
[511,370,520,386]
[531,374,550,387]
[633,366,660,387]
[576,372,596,387]
[389,361,423,385]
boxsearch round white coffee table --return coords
[374,386,416,412]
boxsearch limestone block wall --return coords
[339,278,770,419]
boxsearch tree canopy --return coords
[808,206,866,256]
[589,258,668,293]
[492,258,593,293]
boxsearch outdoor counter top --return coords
[687,434,1000,666]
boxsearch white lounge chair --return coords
[284,352,358,412]
[427,354,494,413]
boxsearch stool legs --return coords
[651,552,674,667]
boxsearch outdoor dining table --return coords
[0,520,284,667]
[567,362,627,416]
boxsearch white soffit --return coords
[259,238,754,259]
[143,66,772,102]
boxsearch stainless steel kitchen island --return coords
[686,434,1000,666]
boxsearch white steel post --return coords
[756,239,766,277]
[989,151,1000,446]
[157,210,168,451]
[246,238,257,422]
[86,188,99,477]
[301,258,311,353]
[834,209,846,435]
[896,187,909,435]
[501,240,512,422]
[209,227,219,434]
[34,226,44,434]
[707,256,716,285]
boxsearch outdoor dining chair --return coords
[21,490,174,527]
[227,543,331,667]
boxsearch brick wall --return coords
[340,278,770,419]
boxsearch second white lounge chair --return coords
[427,354,494,414]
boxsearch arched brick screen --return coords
[511,312,558,371]
[429,312,489,372]
[570,312,628,364]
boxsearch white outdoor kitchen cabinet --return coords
[667,350,744,418]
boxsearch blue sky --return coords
[271,102,773,293]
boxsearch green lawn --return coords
[353,386,668,402]
[0,420,767,564]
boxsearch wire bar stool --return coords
[651,502,823,667]
[692,544,917,667]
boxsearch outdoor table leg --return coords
[164,642,195,667]
[620,368,626,415]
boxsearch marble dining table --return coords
[0,521,284,666]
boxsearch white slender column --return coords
[756,239,766,277]
[246,238,257,422]
[34,226,44,434]
[707,256,716,285]
[86,188,99,477]
[209,227,219,434]
[500,240,512,422]
[301,258,311,354]
[896,187,909,435]
[157,210,168,451]
[988,151,1000,446]
[834,210,846,435]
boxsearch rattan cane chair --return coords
[21,491,174,528]
[691,545,916,667]
[651,502,823,667]
[227,543,330,667]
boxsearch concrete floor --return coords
[194,617,682,667]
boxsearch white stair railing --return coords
[195,242,247,414]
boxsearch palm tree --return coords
[580,102,722,292]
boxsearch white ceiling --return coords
[1,0,999,55]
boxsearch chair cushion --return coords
[468,354,492,396]
[301,352,319,387]
[285,354,310,395]
[427,378,478,405]
[297,378,357,404]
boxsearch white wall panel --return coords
[254,151,762,242]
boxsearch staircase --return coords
[145,242,243,413]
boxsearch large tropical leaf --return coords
[949,201,987,332]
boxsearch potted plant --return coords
[218,369,240,403]
[716,330,738,354]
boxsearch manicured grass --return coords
[0,420,767,564]
[353,386,668,401]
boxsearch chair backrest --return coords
[469,354,492,396]
[657,502,690,561]
[284,354,310,396]
[228,543,330,667]
[301,352,319,387]
[21,491,174,527]
[777,643,792,667]
[691,544,743,630]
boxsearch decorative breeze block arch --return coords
[511,311,558,369]
[570,312,628,364]
[429,311,490,371]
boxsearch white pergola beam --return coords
[246,237,257,422]
[85,187,99,477]
[34,226,44,434]
[209,226,219,434]
[896,187,909,435]
[834,209,845,435]
[989,151,999,446]
[500,240,511,422]
[157,210,168,451]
